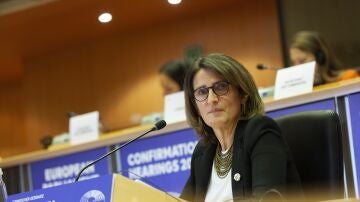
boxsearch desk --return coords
[1,78,360,198]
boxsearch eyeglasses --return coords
[193,81,230,102]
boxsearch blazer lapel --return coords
[232,120,247,198]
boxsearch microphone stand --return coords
[75,121,165,182]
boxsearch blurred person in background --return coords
[159,59,189,95]
[141,59,190,124]
[290,30,359,86]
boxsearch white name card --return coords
[69,111,99,145]
[164,91,186,124]
[274,61,316,100]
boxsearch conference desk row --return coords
[1,78,360,199]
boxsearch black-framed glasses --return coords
[193,81,230,102]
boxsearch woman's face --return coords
[193,69,242,129]
[160,74,181,96]
[290,48,316,65]
[290,48,323,85]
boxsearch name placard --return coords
[164,91,186,124]
[274,61,315,100]
[69,111,99,145]
[9,174,113,201]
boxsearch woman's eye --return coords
[197,88,208,95]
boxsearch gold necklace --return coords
[214,144,233,178]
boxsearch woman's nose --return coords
[207,89,218,103]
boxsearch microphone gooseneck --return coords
[256,64,267,70]
[256,63,282,70]
[74,120,167,182]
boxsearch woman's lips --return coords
[208,108,223,114]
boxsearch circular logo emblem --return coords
[80,190,105,202]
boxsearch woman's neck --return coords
[213,121,237,151]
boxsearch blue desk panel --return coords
[29,147,111,190]
[116,128,198,197]
[9,174,114,202]
[267,98,336,118]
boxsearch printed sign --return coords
[274,61,315,100]
[117,128,198,197]
[164,91,186,124]
[70,111,100,145]
[29,147,111,190]
[8,174,113,202]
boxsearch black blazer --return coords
[181,115,302,201]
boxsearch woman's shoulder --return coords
[246,114,278,129]
[192,139,215,158]
[241,115,281,148]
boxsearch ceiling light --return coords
[168,0,182,5]
[98,12,112,23]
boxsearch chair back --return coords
[275,110,344,200]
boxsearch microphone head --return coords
[154,120,167,130]
[256,64,267,70]
[67,112,77,118]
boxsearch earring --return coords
[241,95,248,117]
[198,116,205,127]
[241,102,246,117]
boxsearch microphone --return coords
[256,64,282,70]
[67,112,77,118]
[74,120,167,182]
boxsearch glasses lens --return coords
[194,87,209,101]
[213,81,229,96]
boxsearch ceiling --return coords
[0,0,240,82]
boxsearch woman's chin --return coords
[205,118,228,129]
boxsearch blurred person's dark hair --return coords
[159,60,189,90]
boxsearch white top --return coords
[0,168,2,176]
[205,162,233,202]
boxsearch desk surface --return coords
[1,78,360,168]
[264,77,360,111]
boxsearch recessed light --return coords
[98,12,112,23]
[168,0,182,5]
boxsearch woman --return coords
[180,53,302,201]
[290,31,358,86]
[159,60,189,95]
